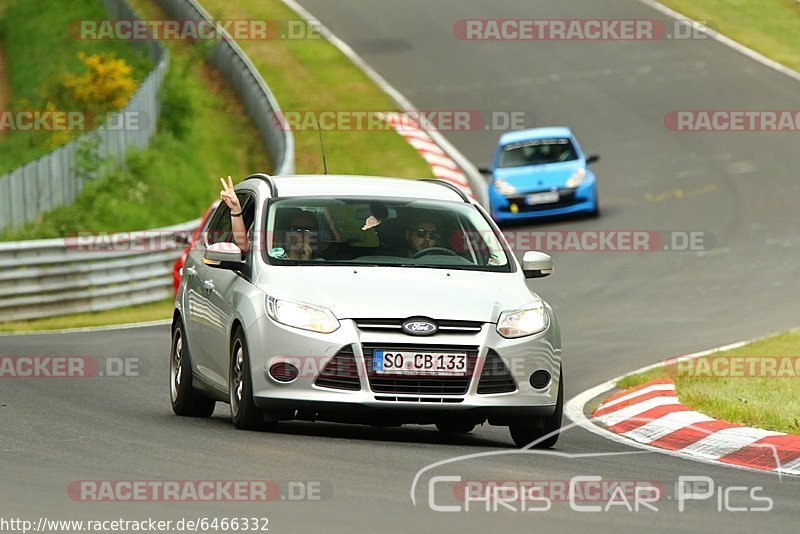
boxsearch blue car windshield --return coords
[263,197,512,271]
[498,138,578,168]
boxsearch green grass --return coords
[0,0,153,174]
[0,297,173,332]
[615,330,800,435]
[661,0,800,72]
[201,0,433,178]
[0,0,269,240]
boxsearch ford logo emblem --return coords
[402,318,438,336]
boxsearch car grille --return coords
[314,345,361,391]
[502,188,578,212]
[374,396,464,403]
[362,343,478,395]
[355,319,482,335]
[477,350,517,394]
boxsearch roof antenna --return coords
[317,126,328,175]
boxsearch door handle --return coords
[185,266,197,277]
[202,279,215,291]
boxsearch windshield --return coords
[263,197,512,271]
[498,138,578,168]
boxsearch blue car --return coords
[486,127,600,223]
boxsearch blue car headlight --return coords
[565,168,586,188]
[494,179,517,196]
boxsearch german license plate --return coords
[526,191,560,205]
[373,350,467,376]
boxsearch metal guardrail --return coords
[0,0,168,233]
[0,219,199,322]
[155,0,295,176]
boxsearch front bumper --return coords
[243,313,561,425]
[490,180,597,221]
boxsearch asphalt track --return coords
[2,0,799,532]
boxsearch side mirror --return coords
[477,166,493,175]
[586,154,600,165]
[522,251,554,279]
[204,242,246,272]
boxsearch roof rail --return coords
[419,178,470,203]
[245,173,278,197]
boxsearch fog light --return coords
[529,370,551,389]
[269,362,299,383]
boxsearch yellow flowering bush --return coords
[62,52,137,112]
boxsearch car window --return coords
[498,138,578,168]
[204,203,232,246]
[263,197,511,271]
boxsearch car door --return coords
[183,202,235,391]
[193,194,257,391]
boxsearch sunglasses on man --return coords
[413,228,440,240]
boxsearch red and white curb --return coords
[380,113,476,200]
[592,378,800,476]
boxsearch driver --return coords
[404,217,441,257]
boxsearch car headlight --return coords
[496,302,549,338]
[494,179,517,196]
[266,296,340,333]
[565,168,586,188]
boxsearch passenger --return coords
[273,208,319,261]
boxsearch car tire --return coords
[436,422,477,434]
[229,327,263,430]
[170,318,216,417]
[508,368,564,448]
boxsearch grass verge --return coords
[0,0,269,241]
[660,0,800,72]
[200,0,433,177]
[616,329,800,435]
[0,298,172,333]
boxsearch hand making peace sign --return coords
[219,176,242,214]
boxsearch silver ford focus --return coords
[171,174,563,447]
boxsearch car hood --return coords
[257,266,539,322]
[494,161,583,192]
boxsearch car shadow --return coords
[203,413,513,448]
